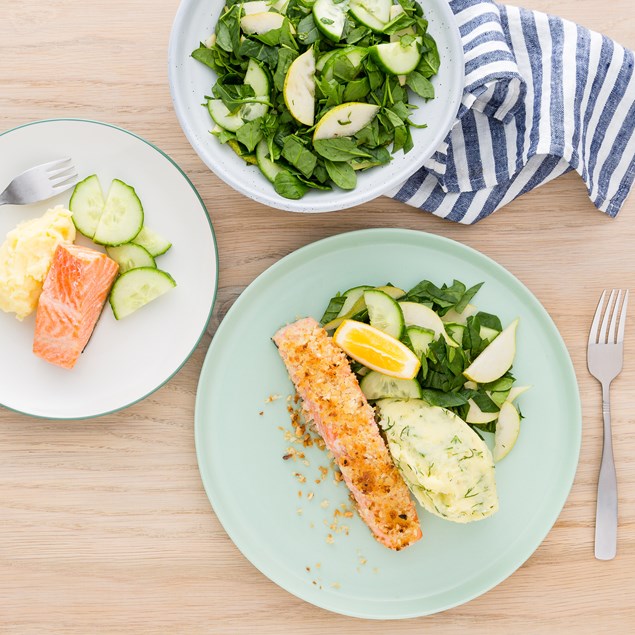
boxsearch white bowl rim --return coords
[168,0,464,213]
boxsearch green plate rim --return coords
[0,118,219,421]
[194,228,581,619]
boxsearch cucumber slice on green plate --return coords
[69,174,105,239]
[364,288,404,339]
[313,0,349,42]
[360,370,423,400]
[406,325,435,359]
[93,179,144,247]
[370,37,422,75]
[109,267,176,320]
[132,226,172,257]
[106,243,156,274]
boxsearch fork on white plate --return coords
[0,158,78,206]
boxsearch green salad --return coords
[320,279,528,461]
[192,0,440,199]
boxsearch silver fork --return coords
[587,289,629,560]
[0,158,79,206]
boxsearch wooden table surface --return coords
[1,1,634,632]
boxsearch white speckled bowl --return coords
[168,1,464,213]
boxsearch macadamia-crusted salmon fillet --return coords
[273,317,422,551]
[33,244,119,369]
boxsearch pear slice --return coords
[283,48,316,126]
[398,302,458,347]
[241,1,270,15]
[313,102,380,141]
[464,319,519,383]
[241,12,294,35]
[508,385,530,402]
[465,399,499,424]
[442,303,478,325]
[493,401,521,462]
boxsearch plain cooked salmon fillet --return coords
[33,244,119,369]
[273,317,422,551]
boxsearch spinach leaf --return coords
[192,44,228,73]
[296,14,320,45]
[418,33,440,78]
[324,159,357,190]
[313,138,372,161]
[382,13,416,35]
[346,25,371,44]
[274,172,309,199]
[215,4,241,54]
[212,78,256,113]
[420,389,468,408]
[475,312,503,332]
[406,71,435,99]
[235,118,264,152]
[320,294,346,325]
[470,391,500,413]
[343,77,371,102]
[282,137,318,178]
[274,48,299,91]
[238,38,279,67]
[315,77,345,108]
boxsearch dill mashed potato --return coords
[377,399,499,523]
[0,206,76,320]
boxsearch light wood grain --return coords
[1,0,634,632]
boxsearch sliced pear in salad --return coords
[399,301,458,347]
[313,0,349,42]
[465,399,499,424]
[240,12,294,35]
[442,303,478,325]
[464,319,519,383]
[493,401,521,462]
[241,1,271,15]
[284,48,316,126]
[508,385,531,402]
[313,102,380,140]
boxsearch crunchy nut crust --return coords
[274,317,422,551]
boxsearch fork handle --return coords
[595,382,618,560]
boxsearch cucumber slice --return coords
[399,301,458,347]
[93,179,144,247]
[360,371,422,400]
[132,227,172,257]
[480,326,500,342]
[242,59,270,121]
[322,46,368,81]
[349,0,391,32]
[106,243,156,274]
[69,174,106,239]
[338,285,373,317]
[370,37,422,75]
[256,139,285,183]
[313,0,349,42]
[446,322,465,344]
[109,268,176,320]
[207,99,243,132]
[406,326,435,359]
[389,4,415,86]
[316,49,340,73]
[364,289,404,339]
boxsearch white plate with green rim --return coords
[195,228,581,619]
[0,119,218,419]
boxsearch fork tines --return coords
[589,289,630,346]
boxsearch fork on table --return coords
[587,289,629,560]
[0,158,78,206]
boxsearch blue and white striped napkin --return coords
[388,0,635,223]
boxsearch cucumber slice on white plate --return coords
[316,49,340,73]
[109,267,176,320]
[69,174,105,239]
[313,0,349,42]
[388,4,415,86]
[364,288,404,339]
[106,243,156,274]
[360,371,422,400]
[207,99,244,132]
[349,0,391,32]
[371,36,422,75]
[92,179,144,247]
[242,59,270,120]
[284,48,316,126]
[313,102,379,140]
[132,226,172,257]
[256,139,285,183]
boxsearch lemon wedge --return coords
[333,319,420,380]
[464,318,518,383]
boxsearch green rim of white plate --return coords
[195,228,581,619]
[0,118,219,421]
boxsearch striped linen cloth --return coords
[388,0,635,223]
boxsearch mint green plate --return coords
[195,229,581,619]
